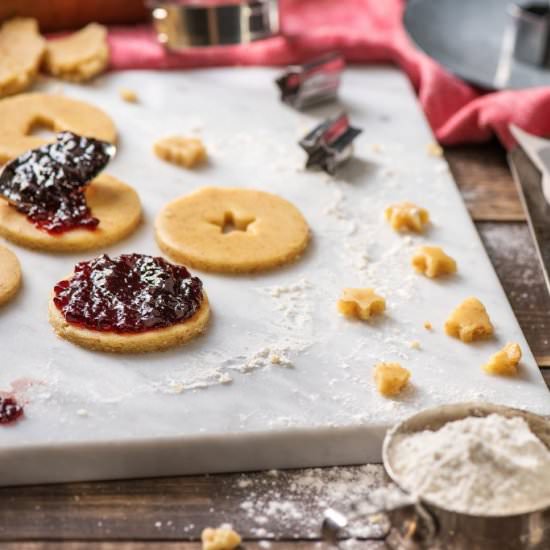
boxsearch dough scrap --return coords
[0,244,22,307]
[201,526,241,550]
[154,136,207,168]
[338,288,385,320]
[374,362,410,396]
[426,142,443,157]
[385,201,430,233]
[0,18,45,98]
[483,343,522,376]
[0,92,116,164]
[0,174,141,252]
[119,88,138,103]
[156,187,310,273]
[445,297,494,343]
[44,23,108,82]
[412,246,457,278]
[49,292,210,353]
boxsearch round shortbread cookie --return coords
[0,174,141,252]
[0,18,45,98]
[48,293,210,353]
[0,244,22,307]
[0,93,116,163]
[155,187,310,273]
[44,23,108,83]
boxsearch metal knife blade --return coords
[508,140,550,295]
[509,124,550,204]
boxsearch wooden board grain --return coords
[0,466,387,541]
[0,0,148,32]
[477,222,550,366]
[445,142,525,221]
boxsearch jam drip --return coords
[53,254,204,334]
[0,131,114,234]
[0,396,23,425]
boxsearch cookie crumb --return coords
[201,525,241,550]
[408,340,421,350]
[423,321,433,331]
[119,87,138,103]
[426,142,443,157]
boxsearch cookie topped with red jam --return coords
[53,254,204,334]
[0,131,114,233]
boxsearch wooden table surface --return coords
[1,141,549,550]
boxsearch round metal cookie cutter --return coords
[147,0,279,49]
[322,402,550,549]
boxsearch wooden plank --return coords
[0,466,387,541]
[0,1,148,32]
[477,222,550,365]
[445,142,525,221]
[0,543,382,550]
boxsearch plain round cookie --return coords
[0,174,141,253]
[0,93,117,163]
[49,293,210,353]
[156,187,310,273]
[0,18,45,98]
[0,244,22,307]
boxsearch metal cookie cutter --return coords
[322,402,550,549]
[275,52,345,110]
[508,2,550,66]
[148,0,279,50]
[299,112,362,175]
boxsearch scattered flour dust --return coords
[257,279,314,328]
[229,345,295,372]
[390,414,550,515]
[233,465,385,538]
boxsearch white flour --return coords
[390,414,550,515]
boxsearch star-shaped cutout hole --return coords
[212,211,255,234]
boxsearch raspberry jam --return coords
[0,396,23,425]
[53,254,204,334]
[0,131,114,234]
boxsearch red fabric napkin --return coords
[107,0,550,149]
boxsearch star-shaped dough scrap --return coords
[385,201,430,233]
[483,343,521,376]
[445,297,493,343]
[374,362,411,396]
[337,288,386,320]
[412,246,457,277]
[154,136,207,168]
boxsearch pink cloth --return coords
[107,0,550,149]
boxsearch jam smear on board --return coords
[0,396,23,425]
[53,254,204,334]
[0,131,114,234]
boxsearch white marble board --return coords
[1,67,549,486]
